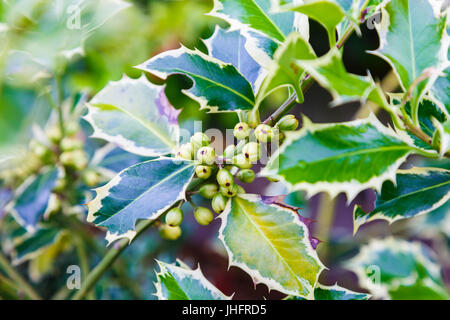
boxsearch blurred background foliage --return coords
[0,0,448,300]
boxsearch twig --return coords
[0,252,41,300]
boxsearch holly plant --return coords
[0,0,449,301]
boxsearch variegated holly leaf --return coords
[276,0,347,42]
[203,26,266,93]
[87,158,195,244]
[11,168,59,230]
[136,47,255,113]
[354,167,450,234]
[346,237,449,300]
[154,260,231,300]
[256,32,316,106]
[85,76,180,157]
[262,114,416,201]
[219,194,325,298]
[208,0,309,67]
[286,283,371,300]
[372,0,448,100]
[295,48,385,107]
[11,227,62,265]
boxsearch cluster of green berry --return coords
[158,114,299,240]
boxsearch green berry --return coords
[255,124,273,143]
[220,184,238,198]
[199,183,219,199]
[233,122,251,140]
[236,185,246,194]
[237,169,255,183]
[60,150,88,170]
[266,176,280,182]
[165,207,183,226]
[247,109,260,128]
[211,193,227,214]
[223,144,236,163]
[195,165,212,179]
[233,154,252,169]
[190,132,210,151]
[160,225,182,240]
[197,146,215,165]
[276,114,299,131]
[60,137,83,151]
[29,140,51,162]
[194,207,214,225]
[176,143,194,160]
[216,168,234,187]
[65,121,79,136]
[242,142,260,162]
[46,126,62,143]
[82,169,100,187]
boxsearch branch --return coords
[0,251,41,300]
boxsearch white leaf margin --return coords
[83,75,179,157]
[154,260,232,300]
[135,46,255,113]
[353,167,450,234]
[217,193,326,299]
[261,113,418,202]
[87,158,194,245]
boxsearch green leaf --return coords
[11,227,62,264]
[219,194,325,298]
[347,237,449,300]
[256,32,316,106]
[137,46,255,113]
[373,0,448,99]
[278,0,347,41]
[85,76,180,157]
[286,283,371,300]
[208,0,309,67]
[354,167,450,234]
[87,158,195,244]
[203,26,265,93]
[262,114,415,201]
[11,168,59,230]
[295,48,384,107]
[154,260,231,300]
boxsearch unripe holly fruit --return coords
[266,176,280,182]
[165,207,183,226]
[46,126,63,143]
[237,169,255,183]
[236,185,246,194]
[276,114,299,131]
[195,165,212,179]
[60,150,88,170]
[223,145,236,165]
[233,153,252,169]
[60,137,83,151]
[176,143,194,160]
[29,140,51,163]
[233,122,251,140]
[65,121,79,137]
[160,224,182,240]
[254,124,273,143]
[199,183,219,199]
[194,207,214,225]
[211,193,227,214]
[197,146,215,165]
[82,169,100,187]
[53,177,67,192]
[247,109,260,128]
[216,168,234,187]
[220,184,238,198]
[190,132,210,150]
[242,142,260,162]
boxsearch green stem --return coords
[0,252,41,300]
[0,274,21,300]
[55,73,65,136]
[74,235,94,300]
[327,29,337,49]
[72,218,154,300]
